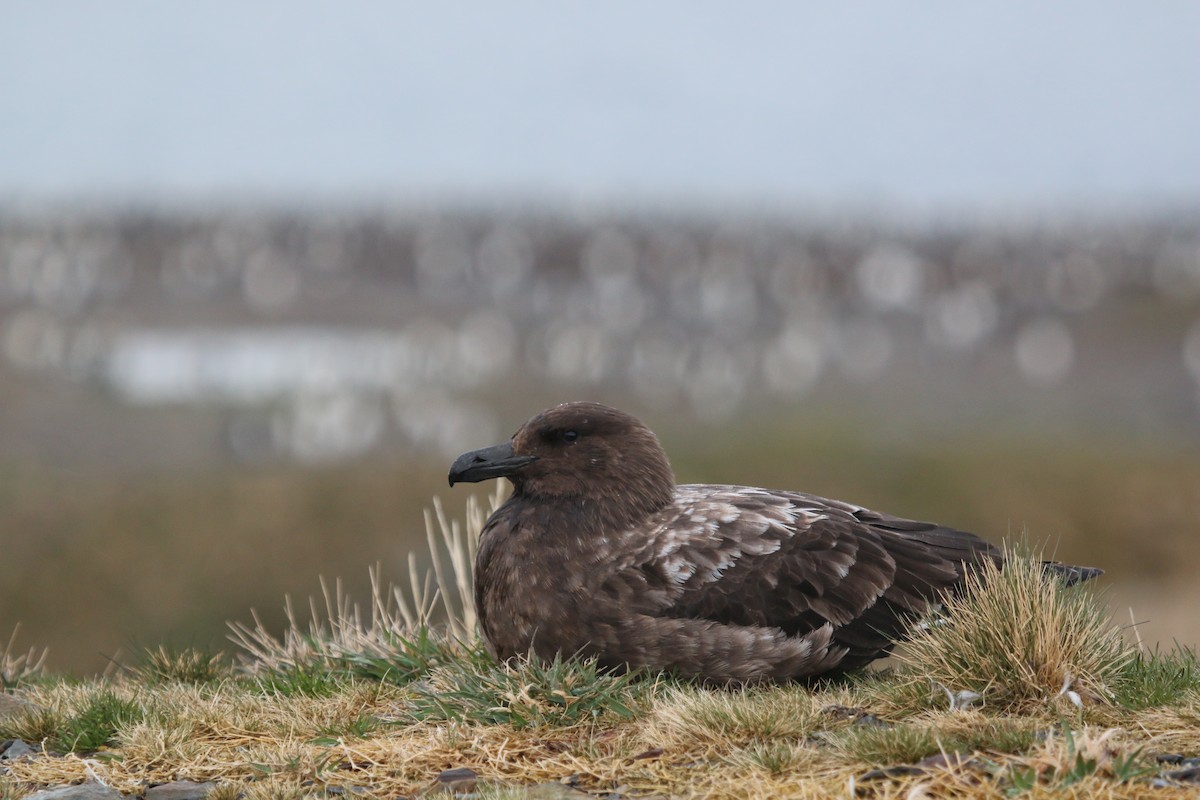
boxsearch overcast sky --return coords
[2,1,1198,216]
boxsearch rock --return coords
[915,751,977,771]
[144,781,218,799]
[1163,765,1200,783]
[425,767,478,795]
[859,764,926,780]
[1,738,37,760]
[859,752,978,781]
[24,781,125,799]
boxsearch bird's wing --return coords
[616,485,998,664]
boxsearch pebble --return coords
[1162,765,1200,783]
[24,781,125,800]
[1,738,37,760]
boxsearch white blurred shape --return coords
[3,310,67,370]
[544,322,610,383]
[273,390,385,464]
[476,224,533,299]
[855,245,926,311]
[105,328,435,404]
[762,317,825,396]
[628,334,690,408]
[1014,318,1074,385]
[161,240,229,298]
[587,275,647,331]
[32,251,99,312]
[699,273,758,329]
[394,395,499,460]
[1153,240,1200,298]
[686,345,747,420]
[414,224,472,299]
[2,241,41,296]
[926,281,998,350]
[456,311,517,382]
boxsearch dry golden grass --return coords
[892,546,1137,712]
[3,493,1200,799]
[5,672,1199,799]
[225,485,504,678]
[1,626,47,691]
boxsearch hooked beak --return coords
[448,442,538,486]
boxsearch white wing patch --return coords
[642,486,838,587]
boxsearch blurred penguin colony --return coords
[2,210,1199,464]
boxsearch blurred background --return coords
[2,2,1199,673]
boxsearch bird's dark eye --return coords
[561,430,579,443]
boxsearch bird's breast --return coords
[474,507,604,659]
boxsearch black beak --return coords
[448,442,538,486]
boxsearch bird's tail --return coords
[1042,561,1104,586]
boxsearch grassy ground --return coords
[3,493,1199,799]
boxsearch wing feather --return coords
[623,484,999,666]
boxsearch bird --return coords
[447,401,1102,683]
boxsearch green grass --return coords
[1113,644,1200,709]
[130,644,232,685]
[249,663,351,698]
[406,651,648,729]
[833,718,1040,766]
[1,688,144,755]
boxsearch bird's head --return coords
[449,402,675,521]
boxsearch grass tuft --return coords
[646,685,819,750]
[59,689,145,753]
[1113,644,1200,709]
[1,625,48,690]
[249,663,350,698]
[998,723,1154,791]
[833,716,1038,766]
[729,740,819,775]
[132,644,231,685]
[894,545,1135,711]
[833,723,943,766]
[1,688,144,754]
[227,488,503,687]
[407,651,650,729]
